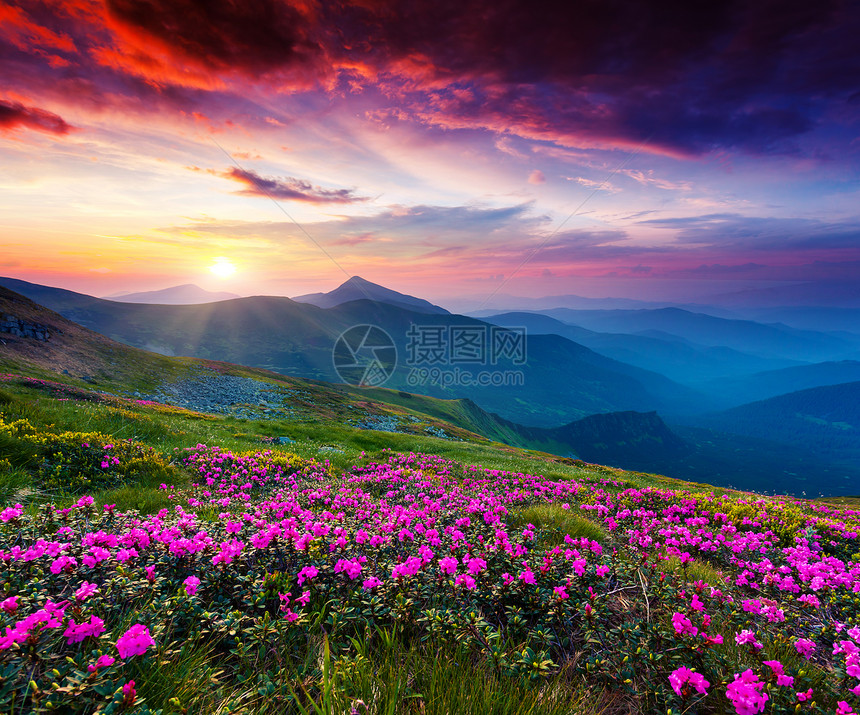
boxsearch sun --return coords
[209,257,237,278]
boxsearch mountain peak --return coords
[293,276,449,314]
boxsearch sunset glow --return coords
[0,1,857,305]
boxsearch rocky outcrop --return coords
[1,314,53,341]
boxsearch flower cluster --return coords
[2,441,860,713]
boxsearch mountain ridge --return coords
[3,283,860,495]
[104,284,240,304]
[293,275,449,314]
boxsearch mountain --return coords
[457,293,740,318]
[349,386,860,496]
[0,286,704,486]
[697,360,860,408]
[482,311,798,384]
[690,382,860,464]
[709,280,860,309]
[4,283,860,496]
[534,307,859,362]
[0,277,695,427]
[293,276,449,314]
[104,284,240,304]
[0,276,111,311]
[737,306,860,336]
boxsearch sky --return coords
[1,0,859,306]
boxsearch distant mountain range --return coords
[709,280,860,309]
[104,284,241,304]
[697,360,860,408]
[482,311,800,384]
[0,275,698,427]
[293,276,449,314]
[497,306,860,363]
[3,278,860,495]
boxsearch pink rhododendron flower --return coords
[0,596,18,614]
[75,581,98,601]
[183,576,200,595]
[672,612,698,637]
[439,556,458,575]
[726,670,768,715]
[735,630,763,650]
[518,567,536,585]
[455,573,476,589]
[334,558,363,579]
[837,702,855,715]
[122,680,136,707]
[297,565,318,585]
[669,666,709,697]
[0,599,68,650]
[64,616,105,645]
[466,556,487,575]
[0,504,23,522]
[50,555,77,574]
[763,660,794,687]
[794,638,816,659]
[391,556,423,579]
[87,654,116,673]
[116,624,155,659]
[796,689,813,702]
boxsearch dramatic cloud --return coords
[4,0,855,156]
[0,99,72,135]
[96,0,322,89]
[221,168,370,204]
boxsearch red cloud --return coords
[1,0,854,158]
[0,100,73,135]
[0,4,77,53]
[97,0,323,88]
